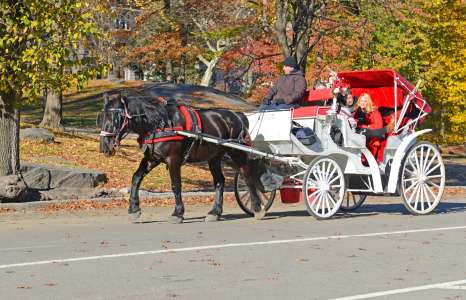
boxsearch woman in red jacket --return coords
[354,93,384,163]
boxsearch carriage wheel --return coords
[234,171,275,216]
[400,142,445,215]
[339,192,367,212]
[303,158,345,219]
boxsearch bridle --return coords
[99,98,143,145]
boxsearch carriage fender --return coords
[387,129,432,193]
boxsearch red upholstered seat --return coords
[292,106,330,119]
[300,89,333,106]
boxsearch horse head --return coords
[98,92,130,156]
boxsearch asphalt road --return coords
[1,196,466,300]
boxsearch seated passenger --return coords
[354,93,385,163]
[259,56,307,111]
[338,91,357,130]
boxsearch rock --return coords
[0,175,27,203]
[39,188,123,201]
[21,162,107,189]
[22,165,51,190]
[20,128,55,143]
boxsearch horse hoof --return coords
[168,215,184,224]
[205,214,220,222]
[254,209,266,220]
[128,211,141,223]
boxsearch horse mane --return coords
[126,96,169,133]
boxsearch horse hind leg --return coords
[205,158,225,222]
[128,157,160,223]
[229,151,266,220]
[167,156,184,224]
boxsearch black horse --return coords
[98,93,265,223]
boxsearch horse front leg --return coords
[205,158,225,222]
[167,157,184,224]
[128,157,159,222]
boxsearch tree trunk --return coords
[166,60,173,82]
[200,57,219,87]
[0,94,26,202]
[39,90,63,129]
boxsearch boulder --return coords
[0,175,27,203]
[21,162,107,190]
[22,165,51,190]
[20,128,55,143]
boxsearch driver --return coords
[260,56,307,110]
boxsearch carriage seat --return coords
[300,89,333,106]
[292,106,330,119]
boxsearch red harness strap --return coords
[138,105,202,145]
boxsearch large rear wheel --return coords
[400,142,445,215]
[234,171,276,216]
[303,158,345,219]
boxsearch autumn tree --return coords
[0,0,104,201]
[354,0,465,143]
[38,0,109,129]
[269,0,364,73]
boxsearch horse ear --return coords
[103,93,109,107]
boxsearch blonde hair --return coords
[355,93,375,113]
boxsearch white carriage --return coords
[233,69,445,219]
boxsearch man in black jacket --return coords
[260,56,307,110]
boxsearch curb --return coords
[1,187,465,212]
[0,191,235,211]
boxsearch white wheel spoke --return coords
[330,185,342,188]
[328,174,341,186]
[424,154,438,176]
[244,197,251,209]
[407,183,420,204]
[403,177,417,183]
[426,180,441,189]
[313,166,323,183]
[307,189,320,200]
[425,184,438,202]
[315,192,323,211]
[426,174,443,179]
[408,157,417,172]
[422,185,432,209]
[326,165,337,184]
[404,179,419,194]
[324,193,331,214]
[413,151,421,172]
[419,147,424,172]
[420,184,425,211]
[422,147,431,173]
[425,162,441,176]
[326,192,337,206]
[412,184,421,209]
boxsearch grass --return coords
[20,132,236,192]
[21,80,146,128]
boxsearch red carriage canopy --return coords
[337,69,430,113]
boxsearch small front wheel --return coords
[234,171,275,216]
[400,142,445,215]
[303,158,345,219]
[340,192,367,212]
